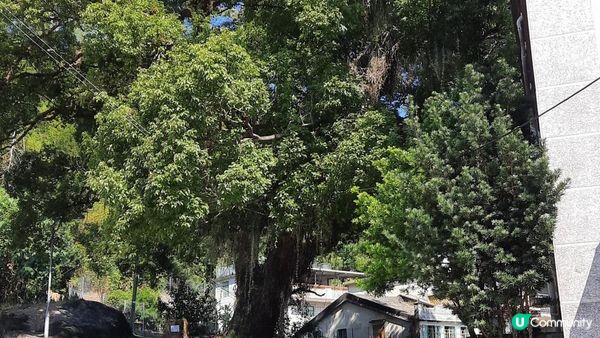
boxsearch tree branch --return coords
[291,286,326,297]
[243,120,281,142]
[0,107,58,152]
[9,70,62,82]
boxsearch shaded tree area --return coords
[0,0,190,304]
[0,120,91,302]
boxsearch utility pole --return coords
[43,222,57,338]
[130,268,138,332]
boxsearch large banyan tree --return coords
[91,26,400,338]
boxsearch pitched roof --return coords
[293,293,414,336]
[350,293,417,315]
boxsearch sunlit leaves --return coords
[92,31,271,232]
[217,141,276,209]
[24,119,80,157]
[81,0,184,91]
[0,187,17,232]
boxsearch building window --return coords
[292,304,315,317]
[444,326,456,338]
[336,328,348,338]
[304,305,315,317]
[291,305,302,315]
[426,325,439,338]
[459,327,468,338]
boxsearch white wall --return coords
[313,303,411,338]
[214,275,236,309]
[527,0,600,336]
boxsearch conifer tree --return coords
[355,65,566,337]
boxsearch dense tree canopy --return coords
[0,0,563,337]
[90,20,400,334]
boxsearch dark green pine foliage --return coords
[159,280,219,336]
[355,65,567,337]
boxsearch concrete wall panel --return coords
[527,0,600,336]
[537,81,600,138]
[527,0,594,39]
[530,31,600,88]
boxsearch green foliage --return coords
[0,0,92,145]
[355,65,566,336]
[0,218,84,302]
[91,31,271,237]
[1,115,91,302]
[6,150,89,223]
[0,0,539,336]
[1,114,90,304]
[74,202,127,281]
[217,141,277,209]
[81,0,184,92]
[0,187,18,301]
[107,286,161,328]
[391,0,515,96]
[316,244,359,271]
[24,119,80,157]
[89,3,399,334]
[0,187,17,229]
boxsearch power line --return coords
[474,75,600,151]
[0,7,148,134]
[0,10,66,77]
[5,8,102,92]
[0,9,95,92]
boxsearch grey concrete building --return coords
[523,0,600,336]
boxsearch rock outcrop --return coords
[0,312,29,336]
[49,299,133,338]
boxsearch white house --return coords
[214,264,468,337]
[214,265,237,312]
[415,303,468,338]
[293,293,468,338]
[287,265,367,327]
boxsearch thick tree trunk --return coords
[229,232,315,338]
